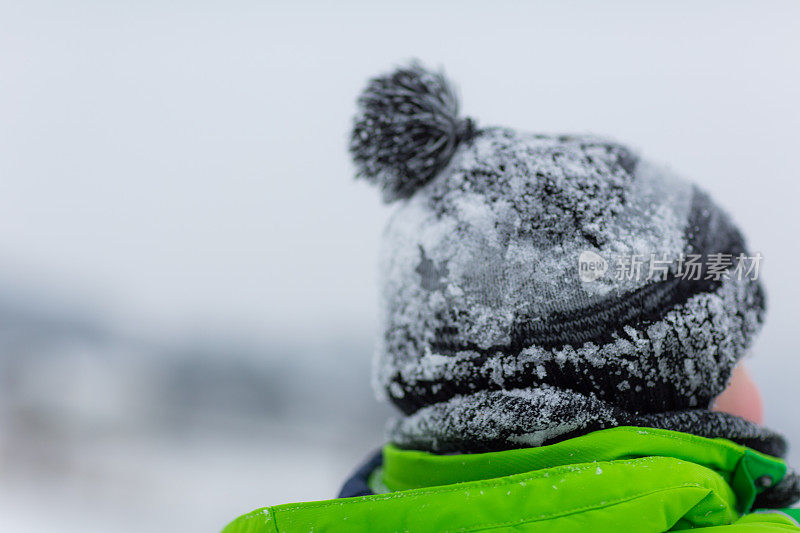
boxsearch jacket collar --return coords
[381,426,787,513]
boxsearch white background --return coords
[1,1,798,531]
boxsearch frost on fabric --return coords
[388,384,789,460]
[388,386,622,452]
[428,129,634,240]
[373,128,761,412]
[384,274,763,418]
[372,128,767,479]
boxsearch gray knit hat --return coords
[350,63,776,466]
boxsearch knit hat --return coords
[349,63,795,505]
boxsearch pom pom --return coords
[350,61,475,202]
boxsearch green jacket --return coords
[223,427,800,532]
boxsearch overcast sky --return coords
[1,0,798,376]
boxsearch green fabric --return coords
[222,426,798,533]
[380,426,786,513]
[781,508,800,522]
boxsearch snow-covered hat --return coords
[349,62,770,458]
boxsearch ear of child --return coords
[713,364,764,425]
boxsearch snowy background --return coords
[0,1,799,531]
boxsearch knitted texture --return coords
[349,62,788,504]
[375,129,763,416]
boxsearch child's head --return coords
[351,63,766,454]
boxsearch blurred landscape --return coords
[0,278,390,532]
